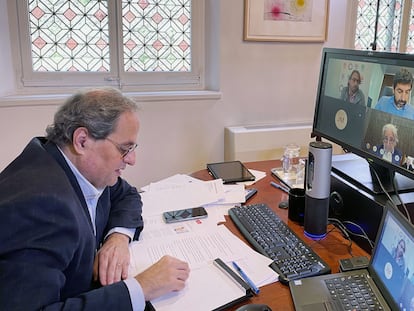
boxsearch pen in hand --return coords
[270,181,290,194]
[232,261,260,295]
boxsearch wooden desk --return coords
[192,160,369,311]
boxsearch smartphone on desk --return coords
[162,206,208,223]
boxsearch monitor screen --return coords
[312,48,414,194]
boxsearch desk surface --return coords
[191,160,369,311]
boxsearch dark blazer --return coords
[0,137,144,310]
[373,144,403,165]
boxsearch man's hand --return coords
[93,232,130,285]
[136,255,190,301]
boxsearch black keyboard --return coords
[228,203,331,284]
[325,274,385,310]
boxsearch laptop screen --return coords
[370,207,414,310]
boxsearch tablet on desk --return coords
[207,161,255,184]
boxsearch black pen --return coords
[270,181,290,194]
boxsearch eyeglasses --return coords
[383,137,396,143]
[351,77,361,84]
[105,137,138,158]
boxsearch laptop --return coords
[289,204,414,311]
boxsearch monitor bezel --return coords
[311,47,414,188]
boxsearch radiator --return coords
[224,123,343,162]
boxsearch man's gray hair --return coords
[383,123,399,144]
[46,87,138,146]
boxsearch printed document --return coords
[129,225,278,310]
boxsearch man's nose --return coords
[403,92,410,101]
[123,150,136,166]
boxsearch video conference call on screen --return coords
[313,48,414,183]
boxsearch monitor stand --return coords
[331,153,414,195]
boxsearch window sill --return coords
[0,90,222,108]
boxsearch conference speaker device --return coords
[304,141,332,239]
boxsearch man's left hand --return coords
[93,232,130,285]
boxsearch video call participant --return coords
[0,87,190,310]
[372,123,403,165]
[375,68,414,120]
[392,238,407,272]
[403,155,414,171]
[340,69,366,105]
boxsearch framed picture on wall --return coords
[244,0,329,42]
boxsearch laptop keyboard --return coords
[325,274,385,310]
[228,203,331,284]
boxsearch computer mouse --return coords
[235,303,272,311]
[278,201,288,209]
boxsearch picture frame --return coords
[244,0,329,42]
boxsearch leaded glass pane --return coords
[28,0,110,72]
[122,0,191,72]
[354,1,377,50]
[354,0,402,52]
[27,0,192,73]
[406,3,414,53]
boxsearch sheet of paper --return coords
[130,225,246,270]
[129,225,278,286]
[202,203,235,224]
[150,261,247,311]
[139,213,217,241]
[237,169,266,186]
[142,173,203,192]
[216,183,245,204]
[141,178,225,217]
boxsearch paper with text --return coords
[128,225,278,310]
[141,178,225,217]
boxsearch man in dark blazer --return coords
[0,87,190,310]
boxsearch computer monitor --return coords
[312,48,414,194]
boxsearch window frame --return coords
[10,0,205,94]
[349,0,414,53]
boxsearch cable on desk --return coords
[329,217,374,253]
[392,177,411,223]
[307,223,353,257]
[369,162,411,223]
[328,219,353,256]
[305,216,373,257]
[341,220,375,250]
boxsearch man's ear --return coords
[72,127,89,154]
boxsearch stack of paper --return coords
[129,225,279,310]
[140,173,248,226]
[130,171,278,310]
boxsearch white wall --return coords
[0,1,349,189]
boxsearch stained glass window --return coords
[29,0,110,72]
[12,0,202,90]
[27,0,191,73]
[122,1,191,72]
[406,5,414,53]
[354,0,414,54]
